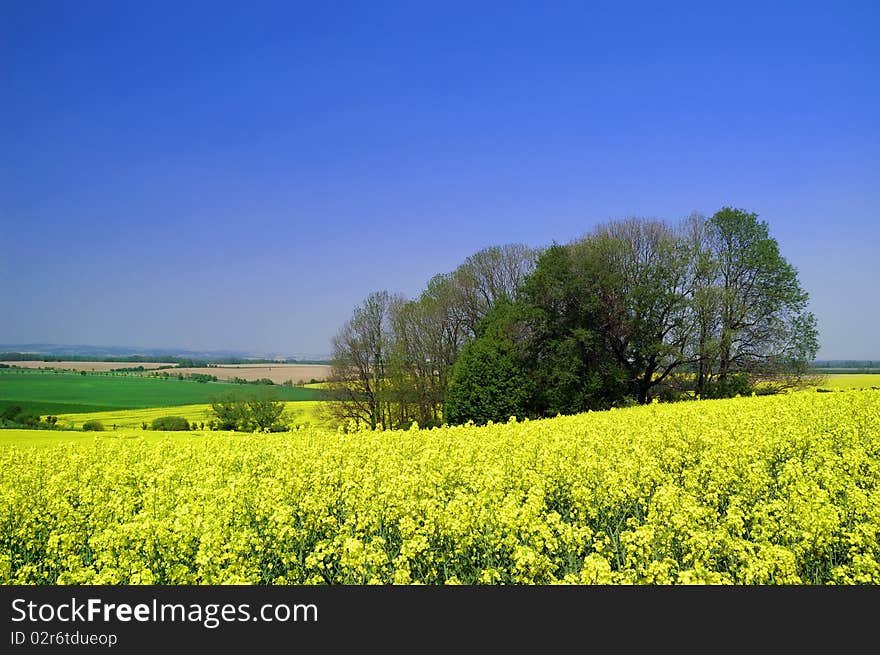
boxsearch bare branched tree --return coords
[451,243,539,336]
[324,290,401,430]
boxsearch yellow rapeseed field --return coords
[53,401,329,430]
[2,390,878,584]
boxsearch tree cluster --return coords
[210,395,287,432]
[0,405,42,428]
[324,245,538,429]
[329,208,818,428]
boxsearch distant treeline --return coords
[148,371,220,383]
[810,360,880,374]
[811,360,880,369]
[815,370,880,375]
[0,353,330,366]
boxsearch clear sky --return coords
[1,1,877,358]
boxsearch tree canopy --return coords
[328,210,818,428]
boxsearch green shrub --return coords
[187,373,216,383]
[702,374,754,399]
[151,416,191,431]
[82,420,105,432]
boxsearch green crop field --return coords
[0,368,327,417]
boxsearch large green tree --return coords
[518,244,629,414]
[694,207,818,396]
[210,393,286,431]
[340,208,820,427]
[444,210,819,423]
[445,302,534,425]
[574,219,694,403]
[446,246,628,423]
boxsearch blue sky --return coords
[1,1,877,358]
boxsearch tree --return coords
[1,405,23,423]
[694,207,818,396]
[517,244,630,414]
[325,290,400,430]
[210,394,287,431]
[324,246,538,430]
[574,218,694,403]
[448,244,629,423]
[211,396,248,430]
[330,208,818,427]
[445,301,534,425]
[246,397,286,431]
[450,243,539,336]
[683,212,724,399]
[389,274,468,427]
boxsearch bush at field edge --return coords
[150,416,191,431]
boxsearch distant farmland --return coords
[163,364,331,384]
[0,369,328,416]
[1,360,330,384]
[0,360,176,372]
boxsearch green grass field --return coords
[0,368,328,417]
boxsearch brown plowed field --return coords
[156,364,331,384]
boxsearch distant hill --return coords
[0,344,331,365]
